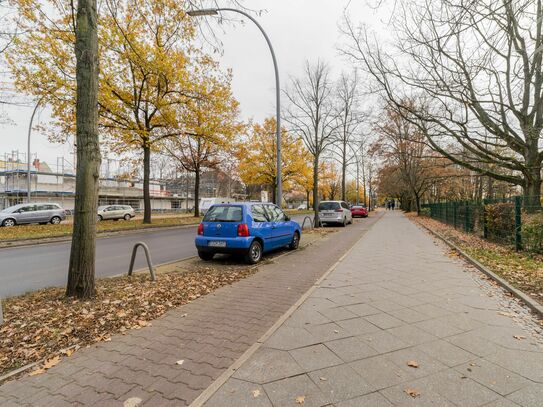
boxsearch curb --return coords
[415,219,543,319]
[189,212,383,407]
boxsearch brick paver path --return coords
[205,212,543,407]
[0,215,381,407]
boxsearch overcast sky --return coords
[1,0,389,167]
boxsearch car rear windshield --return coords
[203,205,243,222]
[318,202,340,210]
[352,206,364,209]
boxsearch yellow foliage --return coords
[238,117,311,193]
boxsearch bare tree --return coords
[285,60,339,226]
[66,0,101,298]
[374,104,434,213]
[331,71,365,201]
[342,0,543,210]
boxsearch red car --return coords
[351,205,368,218]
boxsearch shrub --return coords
[485,202,515,242]
[521,213,543,253]
[419,207,431,217]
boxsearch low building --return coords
[0,157,193,211]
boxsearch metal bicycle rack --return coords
[301,216,314,230]
[127,242,156,281]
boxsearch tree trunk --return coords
[66,0,100,299]
[415,193,421,215]
[341,148,347,202]
[143,143,151,224]
[306,190,310,209]
[523,171,542,213]
[486,176,494,200]
[194,168,200,217]
[313,156,320,227]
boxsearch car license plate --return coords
[209,241,226,247]
[323,213,335,217]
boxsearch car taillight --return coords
[237,223,250,237]
[197,223,204,235]
[335,208,343,212]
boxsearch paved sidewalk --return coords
[205,212,543,407]
[0,215,380,406]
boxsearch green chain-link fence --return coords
[421,196,543,252]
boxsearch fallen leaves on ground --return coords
[405,388,421,398]
[295,395,306,404]
[0,263,258,376]
[407,360,419,368]
[513,335,526,340]
[252,389,261,398]
[411,215,543,306]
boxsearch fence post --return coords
[453,201,458,229]
[515,196,522,251]
[482,198,488,239]
[464,201,470,233]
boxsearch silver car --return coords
[318,200,353,227]
[97,205,135,221]
[0,203,67,227]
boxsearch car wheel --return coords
[124,214,131,221]
[244,240,262,264]
[97,215,103,222]
[2,218,16,227]
[289,232,300,250]
[50,216,61,225]
[198,251,214,261]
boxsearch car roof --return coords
[8,202,60,208]
[210,202,276,207]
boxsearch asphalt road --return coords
[0,214,314,298]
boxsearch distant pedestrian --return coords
[391,200,395,210]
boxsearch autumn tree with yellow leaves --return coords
[238,117,310,204]
[7,0,228,223]
[163,68,242,217]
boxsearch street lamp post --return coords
[187,8,282,206]
[27,97,44,203]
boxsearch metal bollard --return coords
[127,242,156,281]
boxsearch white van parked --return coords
[199,197,234,215]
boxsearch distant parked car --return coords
[97,205,135,221]
[195,202,302,264]
[318,200,353,227]
[0,203,67,227]
[351,205,368,218]
[296,204,308,210]
[199,197,234,215]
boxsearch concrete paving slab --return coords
[201,212,543,407]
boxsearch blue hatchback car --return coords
[195,202,302,264]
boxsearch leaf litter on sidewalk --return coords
[410,214,543,308]
[0,261,258,377]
